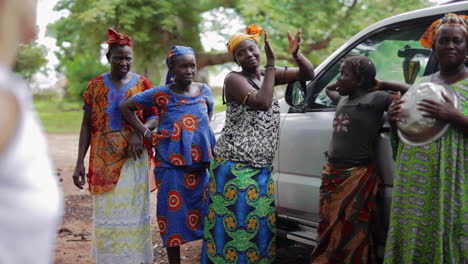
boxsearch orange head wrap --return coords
[227,24,263,57]
[419,13,468,49]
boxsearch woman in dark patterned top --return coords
[201,24,315,264]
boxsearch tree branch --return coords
[302,37,332,54]
[345,0,359,20]
[196,52,233,70]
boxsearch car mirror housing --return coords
[285,81,306,110]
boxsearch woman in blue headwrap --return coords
[120,45,216,264]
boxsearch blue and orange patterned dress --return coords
[133,83,215,247]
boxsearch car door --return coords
[275,17,439,224]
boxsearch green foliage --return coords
[13,41,48,80]
[48,0,431,100]
[63,54,108,100]
[213,95,226,113]
[48,0,236,82]
[236,0,432,66]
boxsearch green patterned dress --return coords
[202,157,276,264]
[384,79,468,263]
[202,89,280,264]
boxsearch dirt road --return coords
[49,133,311,264]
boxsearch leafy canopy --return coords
[14,41,48,81]
[48,0,431,97]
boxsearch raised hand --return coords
[417,92,459,122]
[287,29,301,57]
[264,31,276,66]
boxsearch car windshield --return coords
[310,20,434,109]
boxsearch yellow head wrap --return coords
[227,24,263,57]
[419,13,468,49]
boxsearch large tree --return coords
[48,0,430,88]
[14,41,48,81]
[236,0,431,65]
[48,0,236,84]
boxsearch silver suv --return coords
[210,0,468,252]
[275,1,468,249]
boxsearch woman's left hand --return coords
[287,29,301,57]
[128,132,144,160]
[417,92,459,122]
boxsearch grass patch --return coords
[35,95,227,133]
[213,95,226,113]
[34,97,83,133]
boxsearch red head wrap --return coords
[104,28,133,49]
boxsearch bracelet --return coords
[265,64,275,68]
[293,50,302,59]
[143,129,151,138]
[243,90,256,105]
[283,66,288,81]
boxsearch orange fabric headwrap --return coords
[227,24,263,57]
[419,13,468,49]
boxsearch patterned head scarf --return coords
[165,45,196,85]
[104,28,133,49]
[227,24,263,57]
[419,13,468,49]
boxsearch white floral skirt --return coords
[91,151,154,264]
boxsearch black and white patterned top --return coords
[214,97,280,168]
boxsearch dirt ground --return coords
[49,133,311,264]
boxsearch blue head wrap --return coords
[165,45,196,85]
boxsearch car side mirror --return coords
[285,81,306,109]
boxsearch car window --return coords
[307,21,433,111]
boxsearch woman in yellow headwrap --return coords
[384,13,468,263]
[201,25,315,264]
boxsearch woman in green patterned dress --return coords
[384,13,468,263]
[201,25,315,264]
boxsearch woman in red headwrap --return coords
[384,13,468,263]
[72,28,158,264]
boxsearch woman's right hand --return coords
[388,91,404,122]
[287,29,301,57]
[264,31,275,66]
[72,163,86,190]
[128,132,144,160]
[143,129,153,143]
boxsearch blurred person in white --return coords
[0,0,63,263]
